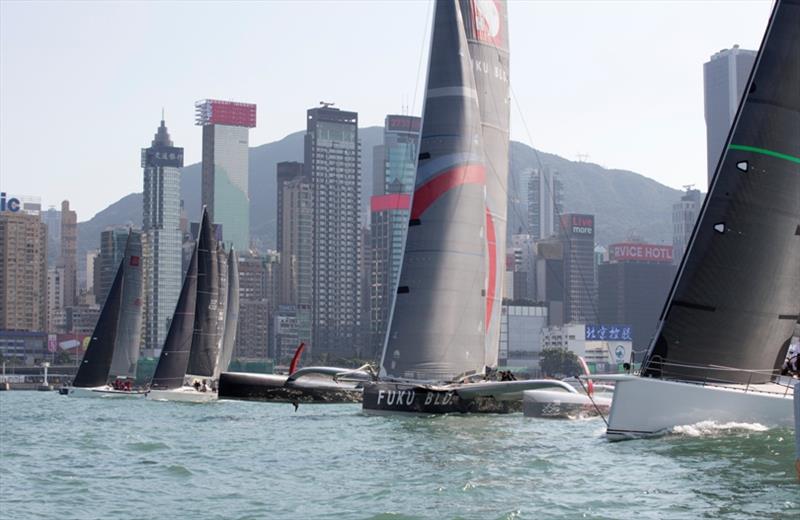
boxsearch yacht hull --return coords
[217,372,362,403]
[146,387,217,403]
[361,382,519,415]
[604,375,795,440]
[66,386,146,398]
[522,389,611,418]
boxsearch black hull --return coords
[218,372,362,404]
[361,382,520,414]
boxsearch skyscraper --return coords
[527,167,563,241]
[672,187,702,264]
[0,207,47,332]
[369,115,420,355]
[305,105,361,358]
[234,253,271,360]
[196,99,256,251]
[96,228,141,306]
[142,118,183,357]
[59,200,77,308]
[275,161,312,352]
[703,45,756,186]
[559,213,597,324]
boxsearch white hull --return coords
[146,387,217,403]
[604,375,795,440]
[66,386,146,398]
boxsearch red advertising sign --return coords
[370,194,410,213]
[609,243,674,263]
[386,115,421,132]
[196,99,256,128]
[561,213,594,237]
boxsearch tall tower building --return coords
[196,99,256,251]
[672,187,703,265]
[527,167,563,241]
[369,115,420,355]
[59,200,77,307]
[234,253,271,361]
[96,228,142,306]
[0,207,47,332]
[703,45,756,186]
[558,213,597,324]
[142,118,184,356]
[275,161,313,352]
[305,105,361,358]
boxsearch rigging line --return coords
[576,376,609,427]
[411,0,434,117]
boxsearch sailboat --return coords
[147,207,223,403]
[598,0,799,439]
[362,0,570,414]
[67,231,146,397]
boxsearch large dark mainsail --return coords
[642,0,800,384]
[458,0,510,368]
[379,0,490,382]
[186,209,220,378]
[109,231,144,379]
[150,240,199,389]
[72,257,125,388]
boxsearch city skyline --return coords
[0,1,772,219]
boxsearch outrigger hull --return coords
[146,387,217,403]
[217,372,362,404]
[362,382,520,415]
[66,386,146,398]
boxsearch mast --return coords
[642,0,800,384]
[458,0,511,369]
[72,255,125,388]
[151,241,199,389]
[186,208,221,378]
[379,0,489,382]
[109,230,144,379]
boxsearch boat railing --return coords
[641,356,795,397]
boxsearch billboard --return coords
[370,194,410,213]
[609,243,673,263]
[195,99,257,128]
[585,324,632,341]
[140,146,184,168]
[386,115,421,132]
[561,214,594,237]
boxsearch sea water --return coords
[1,392,797,520]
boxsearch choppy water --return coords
[1,392,797,520]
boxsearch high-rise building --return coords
[703,45,757,186]
[85,249,98,295]
[558,213,597,324]
[142,118,184,357]
[196,99,256,251]
[275,161,313,352]
[47,265,66,332]
[234,253,271,360]
[672,187,703,264]
[498,302,548,373]
[0,209,47,332]
[59,200,77,308]
[96,228,141,306]
[305,105,362,359]
[41,206,61,267]
[599,242,677,352]
[369,115,420,356]
[527,167,563,241]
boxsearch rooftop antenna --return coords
[683,183,695,192]
[161,107,165,121]
[319,101,335,108]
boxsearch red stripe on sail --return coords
[485,209,497,332]
[410,164,486,220]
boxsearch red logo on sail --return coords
[471,0,504,47]
[129,255,140,267]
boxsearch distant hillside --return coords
[77,129,683,262]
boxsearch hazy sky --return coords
[1,0,773,220]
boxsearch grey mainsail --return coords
[642,0,800,384]
[109,231,144,379]
[151,241,198,389]
[73,257,125,388]
[458,0,510,369]
[217,248,239,376]
[186,208,221,378]
[212,244,229,379]
[379,0,490,382]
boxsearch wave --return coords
[670,420,769,437]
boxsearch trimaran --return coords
[597,0,799,439]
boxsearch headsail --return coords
[186,208,221,378]
[379,0,490,382]
[212,244,229,380]
[73,256,125,388]
[151,240,199,389]
[458,0,510,369]
[642,0,800,384]
[217,248,239,376]
[109,230,144,379]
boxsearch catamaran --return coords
[361,0,570,414]
[598,0,799,439]
[66,230,146,398]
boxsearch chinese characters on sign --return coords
[585,324,633,341]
